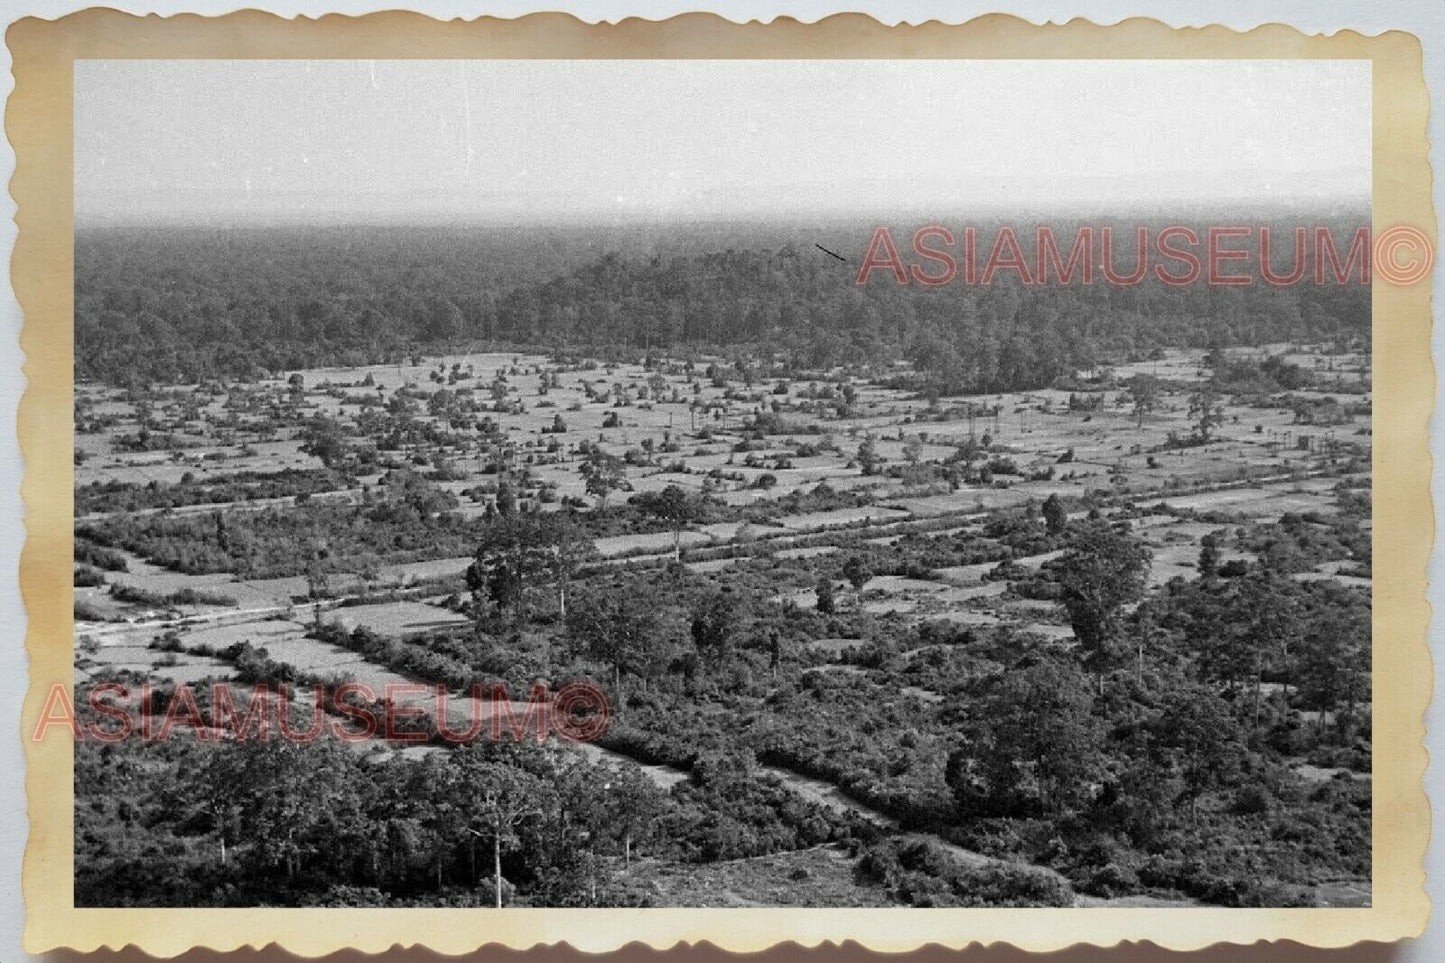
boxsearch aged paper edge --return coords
[8,8,1433,956]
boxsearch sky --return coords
[75,59,1371,224]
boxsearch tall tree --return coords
[1197,532,1222,581]
[841,555,872,610]
[594,765,662,871]
[855,434,881,476]
[1296,603,1369,743]
[1053,521,1152,670]
[1189,385,1225,442]
[632,484,701,561]
[494,478,518,516]
[544,513,594,626]
[1041,493,1068,535]
[946,655,1104,817]
[814,576,836,614]
[1147,683,1247,819]
[689,588,740,666]
[448,748,547,908]
[1124,374,1160,430]
[466,514,591,629]
[566,582,670,713]
[580,449,627,509]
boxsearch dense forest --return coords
[76,214,1368,389]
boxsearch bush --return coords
[1232,783,1274,816]
[75,599,111,622]
[1083,861,1140,898]
[75,540,129,572]
[110,583,237,608]
[855,839,1072,907]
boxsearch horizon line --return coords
[76,198,1372,232]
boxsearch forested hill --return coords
[75,217,1369,388]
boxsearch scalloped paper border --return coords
[9,9,1433,956]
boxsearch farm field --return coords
[75,343,1373,910]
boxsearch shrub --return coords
[1083,861,1140,898]
[75,540,129,572]
[74,599,111,622]
[855,839,1072,907]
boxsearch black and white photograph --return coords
[70,57,1373,910]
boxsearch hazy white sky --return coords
[75,59,1370,223]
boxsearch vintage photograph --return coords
[70,58,1372,910]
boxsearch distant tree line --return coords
[76,217,1368,388]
